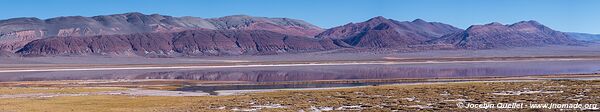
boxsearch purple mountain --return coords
[316,16,463,48]
[17,30,339,57]
[1,14,588,57]
[429,21,582,49]
[0,12,323,52]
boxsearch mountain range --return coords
[428,21,580,49]
[0,12,592,57]
[0,12,322,52]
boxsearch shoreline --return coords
[1,55,599,73]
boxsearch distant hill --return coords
[566,32,600,42]
[428,21,582,49]
[316,16,462,48]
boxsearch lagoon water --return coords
[1,60,599,82]
[2,60,600,94]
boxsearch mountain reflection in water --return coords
[1,60,599,82]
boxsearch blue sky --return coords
[1,0,599,34]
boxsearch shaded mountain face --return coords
[17,30,339,56]
[429,21,582,49]
[316,17,463,48]
[566,32,600,42]
[0,12,323,51]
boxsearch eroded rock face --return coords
[0,30,46,51]
[207,15,324,37]
[17,30,339,56]
[0,12,324,52]
[429,21,582,49]
[316,17,463,48]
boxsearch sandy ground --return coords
[0,88,209,99]
[1,44,600,65]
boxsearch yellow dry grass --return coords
[0,80,599,111]
[0,95,205,112]
[0,87,125,95]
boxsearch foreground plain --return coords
[1,78,599,112]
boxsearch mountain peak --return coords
[511,20,542,26]
[219,15,254,19]
[366,16,389,22]
[486,22,504,26]
[517,20,540,24]
[466,22,504,30]
[120,12,146,16]
[412,19,427,23]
